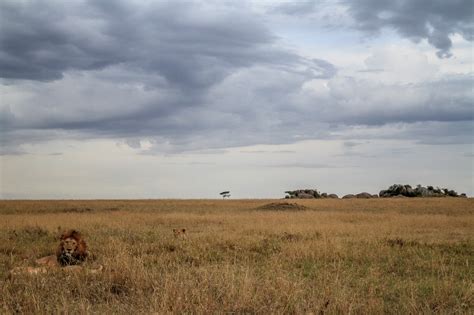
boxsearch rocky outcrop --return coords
[285,189,320,199]
[379,184,466,198]
[284,185,468,199]
[342,192,378,199]
[379,184,418,197]
[285,189,339,199]
[298,193,315,199]
[355,192,373,199]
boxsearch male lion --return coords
[34,229,89,267]
[9,229,99,277]
[55,229,89,266]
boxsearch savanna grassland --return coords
[1,198,473,314]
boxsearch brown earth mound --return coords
[256,202,308,211]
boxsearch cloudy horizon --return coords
[1,0,473,199]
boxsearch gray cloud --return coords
[2,68,471,154]
[0,0,289,84]
[0,0,334,151]
[334,121,474,146]
[271,0,317,16]
[345,0,474,58]
[0,0,472,156]
[323,75,474,125]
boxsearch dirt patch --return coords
[256,202,307,211]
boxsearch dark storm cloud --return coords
[0,0,287,84]
[0,0,472,155]
[345,0,473,58]
[2,70,471,154]
[0,1,122,81]
[0,0,336,136]
[0,0,339,152]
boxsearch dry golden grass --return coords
[1,198,473,314]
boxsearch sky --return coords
[0,0,473,199]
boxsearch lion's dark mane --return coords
[56,229,88,266]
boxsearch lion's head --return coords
[173,228,187,238]
[56,229,88,266]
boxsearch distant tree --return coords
[220,191,231,199]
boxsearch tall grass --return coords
[1,198,473,313]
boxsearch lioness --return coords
[173,228,187,238]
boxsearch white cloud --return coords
[362,45,439,83]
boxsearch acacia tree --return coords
[220,191,231,199]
